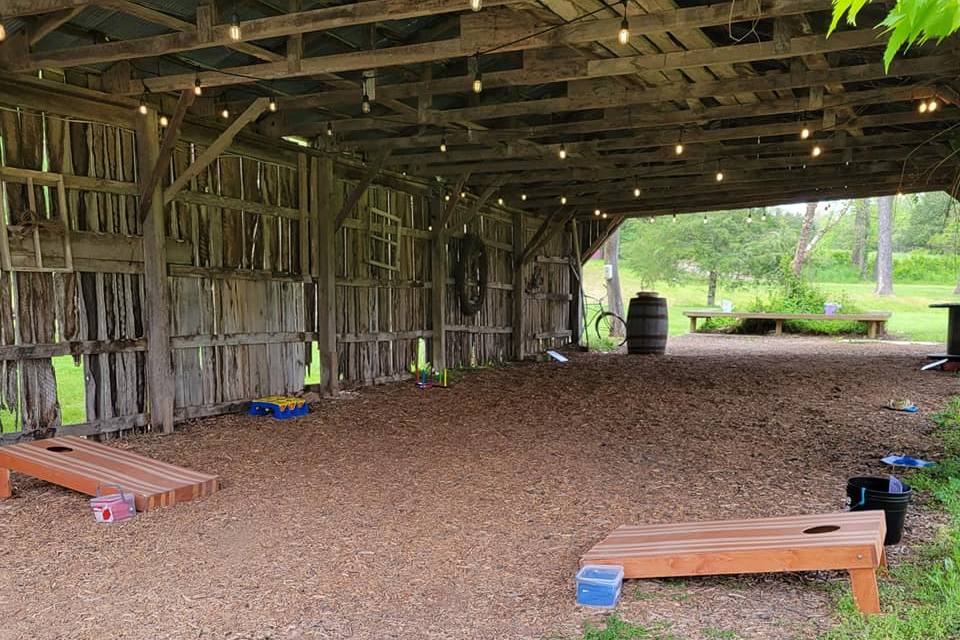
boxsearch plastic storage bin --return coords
[575,564,624,608]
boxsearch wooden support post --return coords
[138,89,194,223]
[568,220,583,347]
[315,156,339,396]
[512,212,525,360]
[136,109,175,434]
[848,568,881,614]
[0,467,10,499]
[430,189,447,370]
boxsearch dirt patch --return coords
[0,335,955,640]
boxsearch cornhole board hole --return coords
[0,436,219,511]
[581,512,886,614]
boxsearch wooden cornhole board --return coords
[581,512,887,614]
[0,436,218,511]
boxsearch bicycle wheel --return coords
[594,311,627,347]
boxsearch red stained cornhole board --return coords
[0,436,218,511]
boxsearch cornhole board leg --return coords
[0,466,10,499]
[849,568,881,614]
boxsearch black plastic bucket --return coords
[846,476,911,545]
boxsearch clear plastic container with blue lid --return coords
[575,564,624,608]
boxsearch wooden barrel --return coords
[626,292,668,355]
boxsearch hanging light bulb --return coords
[159,115,169,127]
[594,208,601,217]
[439,135,448,153]
[761,211,767,221]
[648,216,655,224]
[193,78,203,96]
[675,143,684,155]
[560,195,567,205]
[919,101,928,114]
[521,193,527,201]
[703,214,708,224]
[220,106,230,119]
[672,214,677,223]
[811,144,822,157]
[715,170,724,182]
[800,126,810,140]
[0,24,6,43]
[470,0,482,11]
[326,122,334,137]
[137,96,148,115]
[558,143,567,160]
[601,212,608,219]
[928,99,939,112]
[746,212,753,224]
[472,53,483,94]
[361,93,372,114]
[444,193,451,202]
[618,14,630,46]
[497,197,504,206]
[229,13,242,41]
[268,97,278,112]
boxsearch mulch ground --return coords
[1,334,957,640]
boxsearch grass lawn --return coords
[582,260,956,343]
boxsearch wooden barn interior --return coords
[0,0,956,440]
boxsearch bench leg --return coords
[849,568,881,614]
[689,317,698,333]
[0,467,10,499]
[868,322,878,340]
[775,319,783,336]
[879,549,888,575]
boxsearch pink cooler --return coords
[90,485,136,524]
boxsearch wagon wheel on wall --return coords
[455,233,488,316]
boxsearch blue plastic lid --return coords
[576,564,624,585]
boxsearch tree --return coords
[850,199,872,278]
[618,217,683,288]
[792,202,849,276]
[603,229,625,336]
[875,195,895,295]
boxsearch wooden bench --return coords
[581,512,887,614]
[0,436,219,511]
[684,311,891,339]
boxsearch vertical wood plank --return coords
[136,110,175,434]
[512,212,525,360]
[430,190,447,371]
[315,157,338,396]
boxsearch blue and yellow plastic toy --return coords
[248,396,309,420]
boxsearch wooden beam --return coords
[434,172,472,237]
[8,0,521,72]
[27,7,83,46]
[314,156,338,396]
[461,177,506,227]
[163,97,269,204]
[334,148,393,230]
[139,89,195,223]
[519,209,561,266]
[135,108,175,435]
[0,0,89,18]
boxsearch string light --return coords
[594,208,601,216]
[560,195,567,205]
[137,96,148,115]
[470,0,482,11]
[361,93,371,114]
[220,106,230,119]
[800,126,810,140]
[715,170,724,182]
[159,115,169,127]
[601,212,608,219]
[460,190,467,198]
[633,178,641,198]
[675,143,684,155]
[444,193,451,202]
[472,54,483,94]
[193,78,203,96]
[229,13,242,41]
[648,216,655,224]
[521,193,527,201]
[703,214,708,224]
[617,0,630,45]
[0,24,6,42]
[268,97,278,112]
[497,197,504,206]
[558,143,567,160]
[439,135,448,153]
[326,122,334,136]
[811,144,822,157]
[746,212,753,224]
[672,214,677,223]
[928,99,939,112]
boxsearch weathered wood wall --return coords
[0,87,573,440]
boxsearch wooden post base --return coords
[849,568,881,614]
[0,466,10,499]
